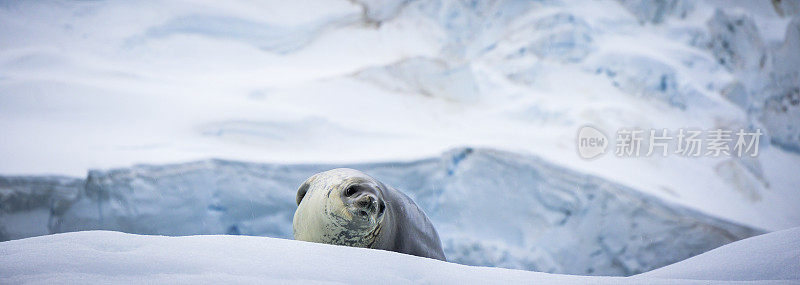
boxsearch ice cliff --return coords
[0,148,759,276]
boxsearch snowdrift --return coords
[639,227,800,281]
[1,228,797,284]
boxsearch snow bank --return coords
[638,227,800,281]
[1,228,797,284]
[0,148,760,276]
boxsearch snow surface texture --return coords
[1,0,799,236]
[638,227,800,281]
[0,148,760,276]
[1,228,798,284]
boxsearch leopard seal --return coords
[292,168,446,261]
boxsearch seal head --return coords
[293,168,386,248]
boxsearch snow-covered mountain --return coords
[0,148,760,275]
[1,227,798,284]
[1,0,799,279]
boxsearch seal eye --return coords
[378,201,385,214]
[344,186,358,197]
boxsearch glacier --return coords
[1,148,759,276]
[703,6,800,153]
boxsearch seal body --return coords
[293,168,446,261]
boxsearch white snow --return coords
[1,0,798,235]
[1,0,800,281]
[638,227,800,281]
[1,228,798,284]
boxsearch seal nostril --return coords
[359,210,368,216]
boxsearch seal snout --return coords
[355,195,379,216]
[343,184,386,219]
